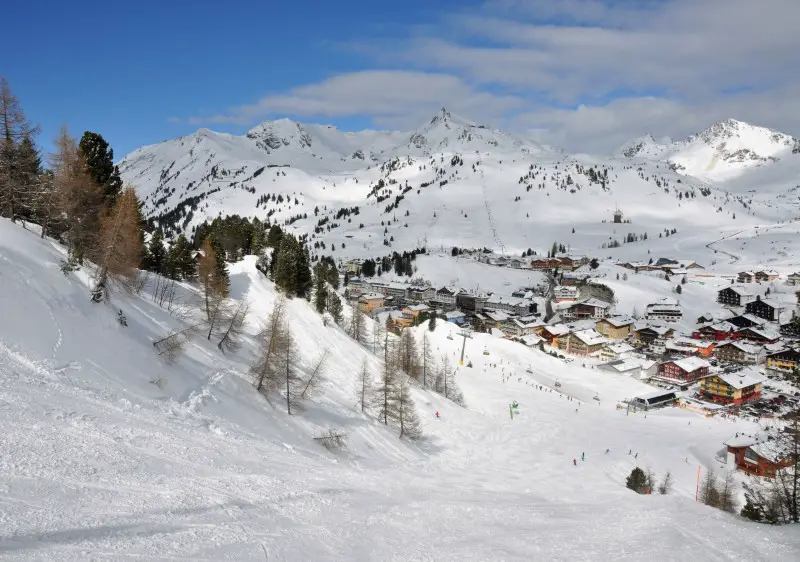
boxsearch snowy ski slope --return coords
[2,218,800,560]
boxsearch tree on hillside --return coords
[396,328,420,381]
[250,297,288,394]
[313,263,329,314]
[421,331,434,387]
[626,467,648,494]
[198,237,229,337]
[280,330,301,414]
[78,131,122,205]
[51,126,104,258]
[374,342,399,425]
[266,224,283,248]
[428,311,437,332]
[372,317,386,355]
[165,234,196,280]
[300,350,329,400]
[349,308,368,344]
[0,77,39,222]
[217,301,249,354]
[145,229,166,273]
[394,374,422,440]
[700,471,721,508]
[356,358,372,413]
[327,292,343,325]
[89,187,144,301]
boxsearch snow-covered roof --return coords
[484,311,510,322]
[521,334,545,346]
[578,298,611,309]
[700,321,737,332]
[751,298,786,310]
[740,326,781,340]
[600,316,635,328]
[635,323,674,336]
[406,304,429,312]
[646,297,682,312]
[571,329,607,346]
[542,325,571,336]
[485,294,532,307]
[716,369,765,389]
[359,292,384,300]
[670,357,710,372]
[510,317,543,329]
[444,310,465,319]
[716,340,762,354]
[605,341,634,354]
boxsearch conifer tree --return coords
[78,131,122,205]
[313,263,329,313]
[355,358,372,413]
[327,292,343,325]
[146,229,166,273]
[394,374,422,440]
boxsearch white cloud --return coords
[187,71,523,129]
[183,0,800,154]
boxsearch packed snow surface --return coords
[2,219,800,560]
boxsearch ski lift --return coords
[554,379,562,388]
[483,347,490,356]
[593,392,601,401]
[446,333,454,340]
[526,364,533,374]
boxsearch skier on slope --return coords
[435,411,440,419]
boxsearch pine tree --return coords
[78,131,122,205]
[327,292,343,325]
[700,470,720,508]
[313,266,328,314]
[89,187,144,301]
[266,224,283,248]
[275,235,299,295]
[626,467,648,494]
[167,234,195,280]
[428,312,437,332]
[146,229,166,273]
[295,246,313,299]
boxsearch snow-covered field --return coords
[2,218,800,560]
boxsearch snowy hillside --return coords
[3,218,800,559]
[621,119,799,181]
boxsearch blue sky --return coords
[4,0,798,156]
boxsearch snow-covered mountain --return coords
[619,119,798,181]
[119,112,800,261]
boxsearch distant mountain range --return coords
[119,110,800,259]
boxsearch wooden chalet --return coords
[559,329,607,357]
[717,286,757,307]
[634,324,675,345]
[737,326,781,345]
[737,271,755,284]
[692,321,738,341]
[595,316,635,339]
[530,257,563,271]
[724,435,794,478]
[562,298,611,320]
[765,348,800,373]
[656,357,710,384]
[713,341,764,365]
[745,296,784,322]
[755,270,779,282]
[701,369,764,405]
